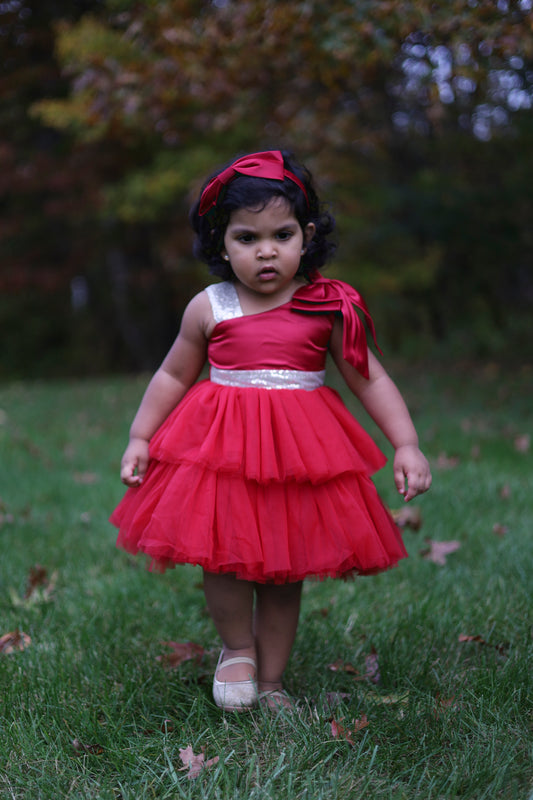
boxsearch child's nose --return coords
[257,239,276,258]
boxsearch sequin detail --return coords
[210,366,325,390]
[205,282,242,323]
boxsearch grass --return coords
[0,361,531,799]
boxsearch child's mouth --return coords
[258,267,277,280]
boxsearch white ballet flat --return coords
[212,651,258,711]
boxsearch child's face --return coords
[222,198,315,299]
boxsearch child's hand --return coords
[393,444,432,502]
[120,437,150,487]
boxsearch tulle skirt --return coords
[111,380,407,583]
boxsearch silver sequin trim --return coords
[205,282,243,323]
[210,366,325,390]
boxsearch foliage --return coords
[2,1,533,374]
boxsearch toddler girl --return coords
[111,150,431,711]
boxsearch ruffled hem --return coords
[149,380,386,483]
[111,461,406,583]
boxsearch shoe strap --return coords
[217,656,256,670]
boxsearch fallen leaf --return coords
[391,505,422,531]
[328,659,358,674]
[436,452,460,469]
[458,633,508,655]
[328,653,380,683]
[25,564,48,597]
[321,692,352,712]
[73,471,100,484]
[514,434,530,453]
[330,715,369,745]
[9,565,57,608]
[72,739,104,756]
[25,564,56,599]
[499,484,511,500]
[179,745,219,779]
[364,648,381,685]
[492,523,509,537]
[420,539,461,565]
[156,641,204,669]
[0,630,31,654]
[364,690,409,706]
[470,444,481,459]
[432,693,459,717]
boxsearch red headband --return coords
[198,150,309,216]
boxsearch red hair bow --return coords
[198,150,309,215]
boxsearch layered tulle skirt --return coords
[111,380,407,583]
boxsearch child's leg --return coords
[203,571,256,681]
[254,581,302,692]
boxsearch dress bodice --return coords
[205,282,334,372]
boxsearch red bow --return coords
[291,273,382,379]
[198,151,309,215]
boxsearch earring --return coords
[300,248,306,255]
[222,254,230,261]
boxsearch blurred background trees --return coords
[2,0,533,377]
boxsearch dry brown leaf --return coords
[492,523,509,537]
[73,471,100,484]
[433,693,458,716]
[0,498,14,527]
[420,539,461,565]
[9,565,57,608]
[514,434,530,453]
[25,564,57,600]
[458,633,507,655]
[391,505,422,531]
[0,630,31,654]
[72,739,104,756]
[499,484,511,500]
[330,715,369,745]
[364,690,409,706]
[328,650,380,684]
[364,648,381,685]
[328,659,358,675]
[436,452,460,469]
[322,692,352,712]
[156,641,204,669]
[179,745,219,779]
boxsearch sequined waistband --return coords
[210,366,325,390]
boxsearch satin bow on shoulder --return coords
[291,273,381,379]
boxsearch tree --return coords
[3,0,533,375]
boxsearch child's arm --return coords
[120,291,211,487]
[330,319,431,502]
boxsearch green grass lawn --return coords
[0,362,531,799]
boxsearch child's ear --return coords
[302,222,316,251]
[304,222,315,243]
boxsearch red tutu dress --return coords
[111,275,407,583]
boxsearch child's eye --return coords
[276,230,293,241]
[237,233,255,243]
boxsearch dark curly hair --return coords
[189,150,336,281]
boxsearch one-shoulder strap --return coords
[205,282,243,323]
